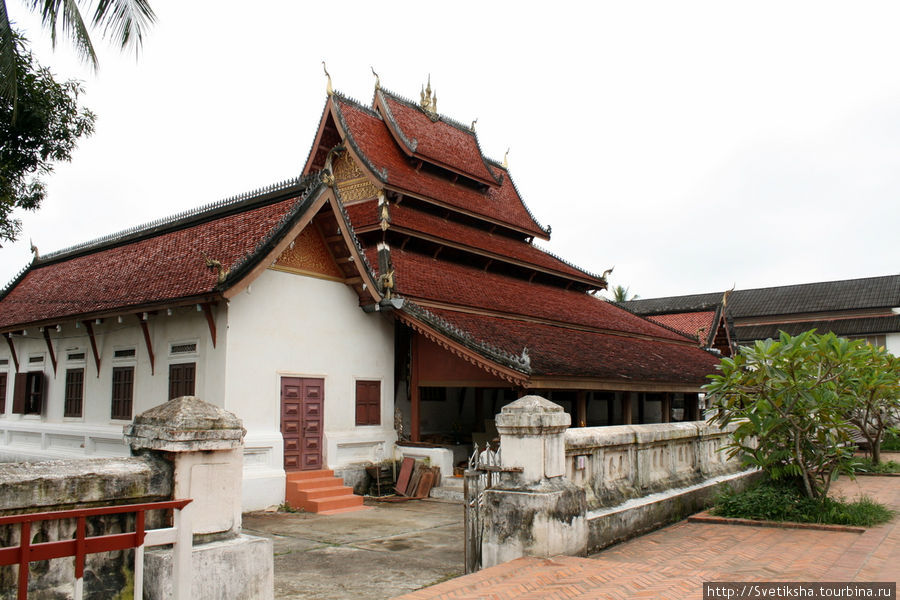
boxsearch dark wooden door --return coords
[281,377,324,471]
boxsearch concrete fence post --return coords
[124,396,274,600]
[480,395,587,568]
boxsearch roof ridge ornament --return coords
[420,74,438,120]
[322,61,333,96]
[502,148,510,169]
[371,66,381,90]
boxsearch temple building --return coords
[0,77,720,510]
[625,274,900,357]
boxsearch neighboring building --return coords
[0,80,720,510]
[624,274,900,356]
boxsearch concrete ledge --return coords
[144,534,274,600]
[586,469,760,553]
[688,512,866,533]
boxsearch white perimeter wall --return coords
[0,305,225,459]
[225,269,395,510]
[886,331,899,356]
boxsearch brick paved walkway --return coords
[392,476,899,599]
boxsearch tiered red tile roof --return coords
[321,85,721,386]
[334,96,547,237]
[377,91,499,185]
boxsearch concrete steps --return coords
[428,475,464,502]
[285,469,370,514]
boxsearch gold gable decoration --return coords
[271,227,344,280]
[334,152,379,204]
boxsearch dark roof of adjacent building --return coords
[734,315,900,342]
[625,274,900,319]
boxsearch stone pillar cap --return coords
[124,396,246,452]
[495,395,570,434]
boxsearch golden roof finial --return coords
[502,148,510,169]
[371,66,380,90]
[420,74,437,116]
[322,61,333,96]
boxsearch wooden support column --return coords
[410,334,421,443]
[575,391,587,428]
[621,392,632,425]
[687,393,700,421]
[474,388,485,431]
[201,303,217,348]
[84,321,101,377]
[138,316,155,375]
[4,333,19,373]
[42,328,57,375]
[662,393,671,423]
[606,392,614,425]
[637,392,645,424]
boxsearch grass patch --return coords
[881,431,900,452]
[853,458,900,474]
[712,480,895,527]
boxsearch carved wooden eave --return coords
[3,333,19,372]
[395,310,529,387]
[41,327,57,375]
[524,377,705,394]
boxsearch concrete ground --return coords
[392,475,899,599]
[243,498,464,600]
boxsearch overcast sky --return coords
[3,1,898,299]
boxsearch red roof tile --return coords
[335,97,546,237]
[389,249,690,343]
[378,92,497,184]
[425,307,718,382]
[0,197,300,329]
[381,202,600,282]
[647,311,717,340]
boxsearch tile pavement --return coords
[392,476,899,599]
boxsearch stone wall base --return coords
[481,479,587,569]
[586,469,761,553]
[144,534,273,600]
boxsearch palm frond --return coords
[92,0,155,53]
[0,0,19,107]
[27,0,97,67]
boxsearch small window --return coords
[0,358,8,366]
[113,348,136,359]
[0,373,6,413]
[170,342,197,355]
[355,380,380,426]
[13,372,45,415]
[67,352,86,362]
[111,366,134,420]
[28,355,44,364]
[64,368,84,418]
[169,363,196,399]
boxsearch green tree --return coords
[845,345,900,465]
[704,331,863,500]
[0,43,95,243]
[611,284,638,302]
[1,0,155,104]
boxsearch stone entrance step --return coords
[429,475,464,502]
[285,469,370,515]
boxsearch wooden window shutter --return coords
[12,372,26,414]
[0,373,6,413]
[355,381,380,426]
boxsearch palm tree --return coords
[611,284,639,302]
[1,0,155,104]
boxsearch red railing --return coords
[0,498,192,600]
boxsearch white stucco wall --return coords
[0,305,225,460]
[225,269,395,510]
[885,331,899,356]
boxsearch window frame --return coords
[168,362,196,400]
[64,368,85,418]
[355,380,381,426]
[111,366,135,421]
